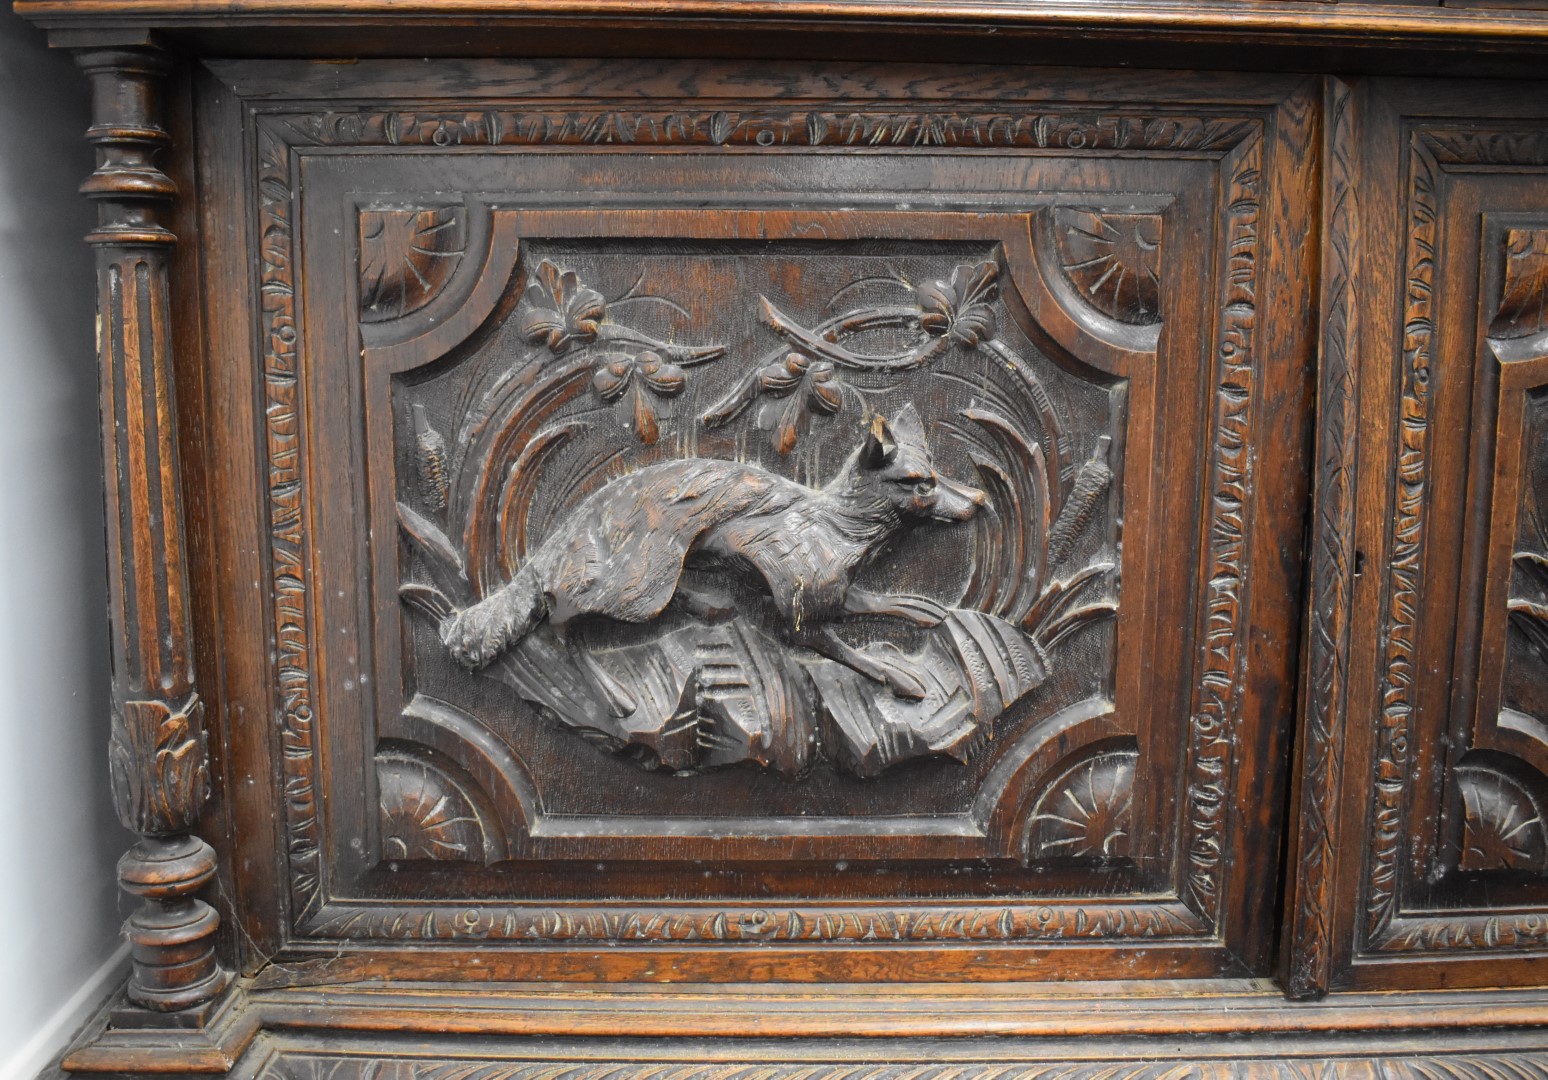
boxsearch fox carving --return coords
[442,403,985,712]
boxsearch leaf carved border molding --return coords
[253,100,1268,945]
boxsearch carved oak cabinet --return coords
[15,0,1548,1075]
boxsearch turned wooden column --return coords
[77,43,230,1015]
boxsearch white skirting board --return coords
[0,942,129,1080]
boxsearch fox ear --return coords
[889,402,926,447]
[861,413,897,469]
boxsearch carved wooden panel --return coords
[195,58,1315,985]
[1289,80,1548,992]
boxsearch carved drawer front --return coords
[200,60,1315,984]
[1295,80,1548,991]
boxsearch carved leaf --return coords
[1054,209,1163,326]
[918,260,999,347]
[108,694,209,836]
[358,206,466,323]
[520,260,606,354]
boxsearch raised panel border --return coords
[223,58,1316,982]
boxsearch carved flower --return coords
[591,350,686,446]
[521,260,606,355]
[753,352,843,455]
[918,260,999,348]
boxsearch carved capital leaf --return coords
[108,693,210,836]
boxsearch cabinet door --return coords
[195,59,1316,985]
[1287,78,1548,994]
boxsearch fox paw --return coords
[441,600,513,669]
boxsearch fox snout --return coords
[929,474,986,522]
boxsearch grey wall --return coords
[0,9,132,1078]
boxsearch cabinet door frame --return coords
[1287,76,1548,996]
[190,57,1318,986]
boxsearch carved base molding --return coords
[52,981,1548,1077]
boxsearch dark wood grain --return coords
[16,4,1548,1074]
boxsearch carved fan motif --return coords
[377,751,489,863]
[1493,228,1548,339]
[359,207,467,323]
[1028,750,1136,860]
[1054,209,1163,326]
[1457,765,1548,874]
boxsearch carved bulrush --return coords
[77,43,230,1015]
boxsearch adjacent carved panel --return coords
[1349,125,1548,970]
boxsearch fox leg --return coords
[842,586,947,628]
[442,571,543,669]
[798,626,928,701]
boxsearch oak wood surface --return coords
[11,0,1548,1071]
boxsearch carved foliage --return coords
[359,206,466,323]
[520,260,725,445]
[305,896,1203,943]
[1286,79,1359,999]
[108,693,209,836]
[1366,138,1440,943]
[301,107,1260,154]
[1053,209,1163,325]
[1181,136,1261,921]
[258,119,322,917]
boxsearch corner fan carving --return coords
[394,249,1120,779]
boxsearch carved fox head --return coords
[855,404,986,523]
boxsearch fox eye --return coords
[913,479,936,496]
